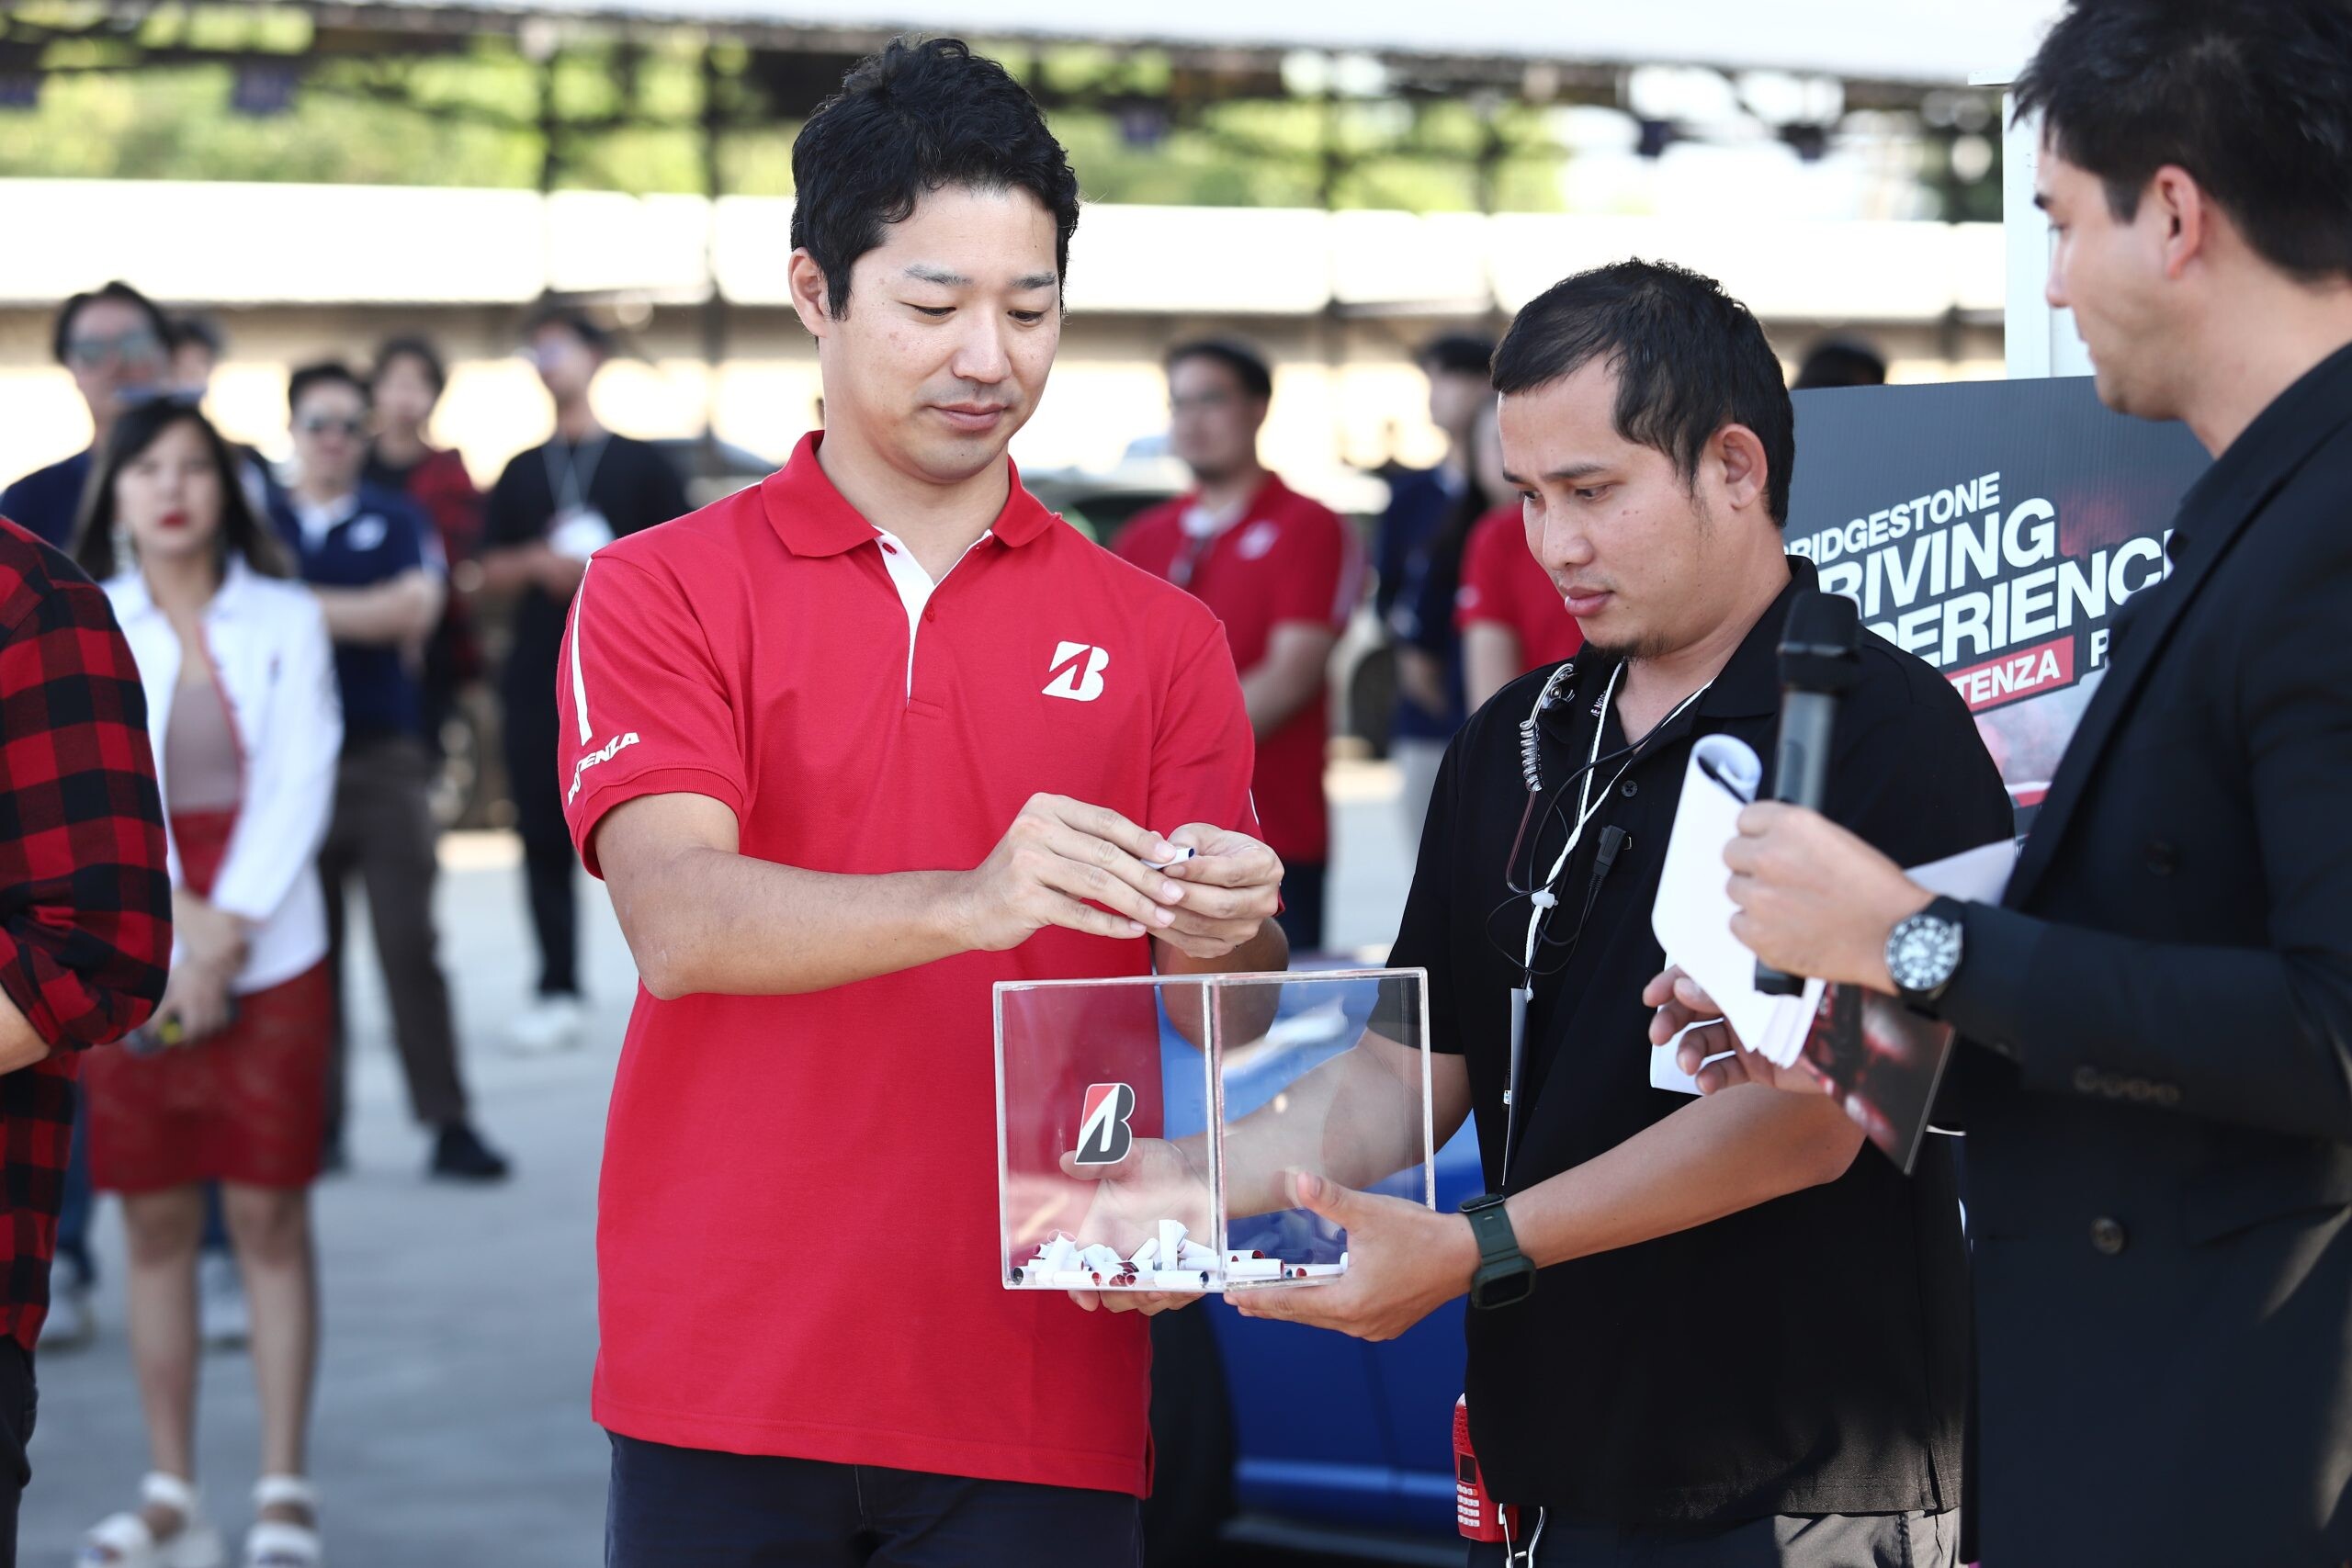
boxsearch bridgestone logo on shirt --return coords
[568,730,640,804]
[1072,1082,1136,1166]
[1043,641,1110,703]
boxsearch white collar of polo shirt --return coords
[293,490,362,550]
[872,527,993,702]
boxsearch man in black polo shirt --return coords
[479,306,687,1056]
[1237,261,2011,1565]
[1686,6,2352,1560]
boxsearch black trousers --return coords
[503,685,579,999]
[1274,860,1328,954]
[0,1340,37,1568]
[1466,1508,1956,1568]
[605,1434,1142,1568]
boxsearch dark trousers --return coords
[605,1434,1142,1568]
[503,682,577,999]
[321,736,469,1145]
[0,1341,37,1567]
[1467,1509,1956,1568]
[1274,861,1328,954]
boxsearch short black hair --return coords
[790,37,1080,321]
[288,359,370,415]
[2014,0,2352,281]
[373,333,448,397]
[524,301,613,355]
[1792,336,1888,389]
[1165,338,1273,403]
[1419,332,1496,378]
[52,281,172,366]
[170,312,227,360]
[1492,259,1794,527]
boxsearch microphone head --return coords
[1778,590,1862,693]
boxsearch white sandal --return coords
[243,1475,322,1568]
[79,1472,227,1568]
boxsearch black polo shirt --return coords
[1385,555,2013,1526]
[483,432,689,730]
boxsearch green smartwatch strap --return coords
[1464,1193,1522,1266]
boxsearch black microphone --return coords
[1754,590,1864,996]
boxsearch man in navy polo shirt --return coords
[270,362,510,1183]
[2,281,173,548]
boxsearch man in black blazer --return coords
[1654,3,2352,1562]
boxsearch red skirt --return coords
[85,809,330,1193]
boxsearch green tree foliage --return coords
[0,23,1574,211]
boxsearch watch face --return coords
[1889,914,1963,993]
[1473,1265,1536,1309]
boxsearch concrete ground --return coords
[22,763,1422,1566]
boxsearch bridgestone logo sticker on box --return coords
[1072,1082,1136,1166]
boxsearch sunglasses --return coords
[65,330,164,371]
[298,415,367,439]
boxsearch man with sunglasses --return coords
[3,281,173,548]
[1237,262,2010,1566]
[270,362,511,1183]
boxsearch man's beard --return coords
[1577,629,1677,665]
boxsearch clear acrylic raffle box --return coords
[995,967,1433,1293]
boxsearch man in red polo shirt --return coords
[1455,404,1583,710]
[1115,339,1360,952]
[556,39,1284,1567]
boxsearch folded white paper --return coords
[1650,736,1824,1074]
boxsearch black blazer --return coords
[1939,343,2352,1566]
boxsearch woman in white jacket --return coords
[70,400,340,1568]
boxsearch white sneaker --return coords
[40,1274,93,1350]
[505,993,586,1055]
[198,1251,248,1350]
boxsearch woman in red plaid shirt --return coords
[0,497,173,1562]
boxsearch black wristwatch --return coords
[1884,896,1968,1009]
[1460,1193,1536,1310]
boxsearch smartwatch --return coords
[1460,1193,1536,1310]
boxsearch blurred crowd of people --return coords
[0,282,707,1563]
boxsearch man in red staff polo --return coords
[556,38,1285,1567]
[1116,339,1361,952]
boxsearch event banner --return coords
[1786,376,2210,829]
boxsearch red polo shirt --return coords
[1455,502,1583,677]
[556,433,1259,1495]
[1114,475,1357,866]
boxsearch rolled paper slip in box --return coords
[1129,1237,1159,1269]
[1039,1236,1080,1274]
[1177,1242,1216,1269]
[1048,1270,1094,1290]
[1226,1258,1284,1280]
[1292,1263,1346,1278]
[1158,1219,1188,1261]
[1080,1245,1126,1276]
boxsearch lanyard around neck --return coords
[1500,663,1710,1183]
[544,433,609,516]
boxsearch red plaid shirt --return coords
[0,516,170,1349]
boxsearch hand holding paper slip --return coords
[1650,736,1824,1079]
[1648,735,2020,1080]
